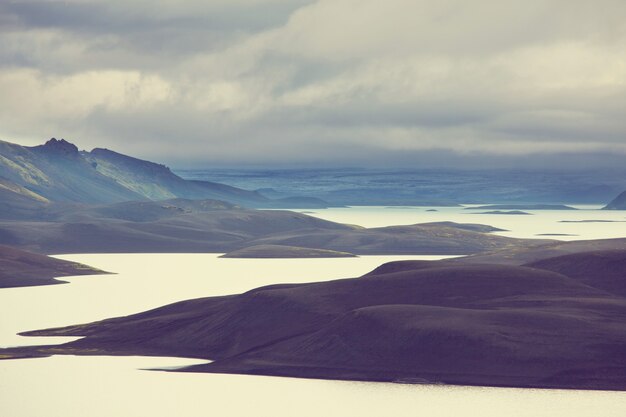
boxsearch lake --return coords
[1,207,626,416]
[292,204,626,240]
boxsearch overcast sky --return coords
[1,0,625,168]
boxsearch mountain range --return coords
[0,138,328,209]
[3,138,624,211]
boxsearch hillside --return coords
[456,237,626,265]
[0,200,543,256]
[0,139,143,203]
[525,250,626,296]
[85,147,269,204]
[0,245,107,288]
[8,249,626,391]
[0,177,50,220]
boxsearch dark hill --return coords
[457,237,626,266]
[603,191,626,210]
[9,250,626,390]
[0,244,107,288]
[526,250,626,297]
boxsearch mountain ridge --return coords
[0,138,328,208]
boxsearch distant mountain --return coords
[0,138,312,207]
[0,138,142,204]
[179,168,626,205]
[603,191,626,210]
[85,147,268,205]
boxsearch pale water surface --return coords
[295,205,626,240]
[1,209,626,416]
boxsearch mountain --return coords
[0,138,143,204]
[603,191,626,210]
[0,244,107,288]
[9,248,626,390]
[0,177,50,220]
[0,138,313,207]
[84,147,268,204]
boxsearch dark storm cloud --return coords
[0,0,625,167]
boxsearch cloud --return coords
[0,0,625,168]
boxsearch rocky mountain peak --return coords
[39,138,79,156]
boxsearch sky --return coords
[0,0,625,168]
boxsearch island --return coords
[465,204,577,210]
[476,210,532,215]
[220,245,357,258]
[559,220,626,223]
